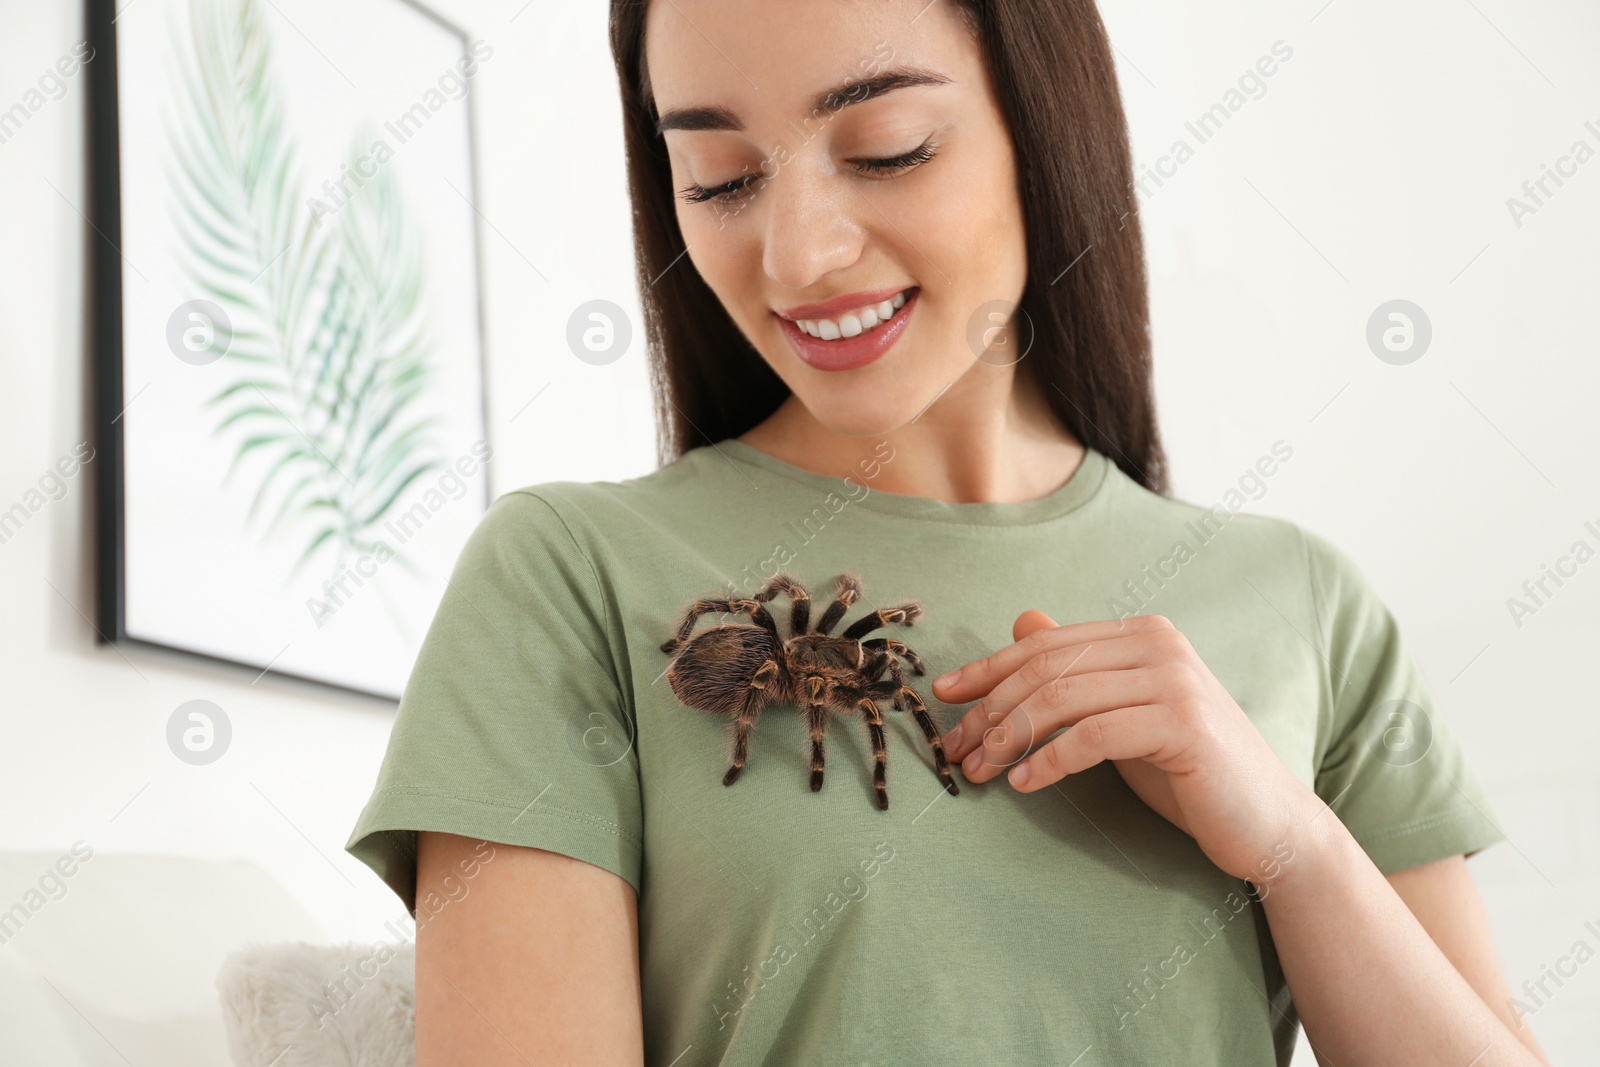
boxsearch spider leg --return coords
[861,637,927,676]
[813,573,864,635]
[860,651,904,711]
[659,597,777,655]
[799,675,831,793]
[722,659,778,787]
[841,601,923,641]
[845,692,891,811]
[880,674,959,797]
[749,571,811,637]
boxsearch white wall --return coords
[1111,2,1600,1057]
[1,0,1594,1060]
[1111,2,1600,1056]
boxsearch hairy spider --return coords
[658,571,960,810]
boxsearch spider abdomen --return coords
[663,625,789,715]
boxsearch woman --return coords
[346,1,1550,1063]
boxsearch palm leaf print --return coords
[164,0,444,585]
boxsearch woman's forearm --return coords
[934,614,1543,1061]
[1261,791,1544,1066]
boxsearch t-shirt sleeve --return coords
[1302,526,1507,874]
[344,488,642,915]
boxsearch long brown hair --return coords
[607,0,1169,495]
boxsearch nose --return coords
[759,155,865,292]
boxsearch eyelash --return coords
[677,139,941,206]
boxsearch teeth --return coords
[796,289,913,340]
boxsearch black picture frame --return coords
[87,0,494,702]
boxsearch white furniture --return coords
[0,850,327,1066]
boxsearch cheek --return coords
[914,153,1025,280]
[677,209,769,329]
[678,207,741,283]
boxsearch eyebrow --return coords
[654,65,953,137]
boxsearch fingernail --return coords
[963,749,981,776]
[934,669,960,690]
[944,724,962,752]
[1009,763,1031,789]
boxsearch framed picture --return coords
[88,0,493,701]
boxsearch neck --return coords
[735,372,1085,505]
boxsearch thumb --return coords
[1013,609,1059,644]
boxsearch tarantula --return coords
[658,571,960,810]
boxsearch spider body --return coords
[658,571,960,810]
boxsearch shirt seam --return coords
[365,785,644,847]
[1353,800,1489,844]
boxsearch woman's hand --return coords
[935,610,1322,883]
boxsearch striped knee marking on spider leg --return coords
[893,682,959,794]
[859,677,958,795]
[802,684,830,792]
[752,572,811,635]
[841,602,922,641]
[722,662,776,787]
[855,698,891,811]
[862,637,926,675]
[814,573,864,635]
[876,651,909,710]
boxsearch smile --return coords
[794,287,915,339]
[776,287,920,372]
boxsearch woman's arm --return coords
[936,612,1548,1066]
[414,831,645,1066]
[1387,858,1550,1063]
[1261,811,1551,1066]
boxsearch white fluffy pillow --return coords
[216,940,415,1067]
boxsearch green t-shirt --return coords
[345,438,1506,1065]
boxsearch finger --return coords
[1008,705,1172,792]
[933,613,1172,702]
[1012,609,1058,644]
[941,629,1169,761]
[954,666,1167,782]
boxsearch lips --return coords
[791,289,912,340]
[776,285,915,323]
[776,287,920,372]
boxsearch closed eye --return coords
[852,139,938,177]
[677,138,941,206]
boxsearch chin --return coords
[787,390,924,440]
[792,352,973,435]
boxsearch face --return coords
[645,0,1029,436]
